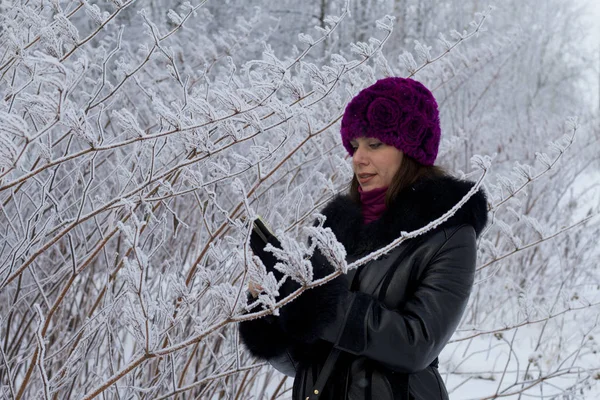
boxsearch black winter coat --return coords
[239,175,488,400]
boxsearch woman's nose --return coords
[353,146,368,165]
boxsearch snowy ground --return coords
[443,319,600,399]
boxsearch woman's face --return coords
[351,137,404,191]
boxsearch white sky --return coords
[582,0,600,111]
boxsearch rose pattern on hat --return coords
[366,98,403,130]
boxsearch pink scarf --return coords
[358,186,388,224]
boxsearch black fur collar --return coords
[321,175,488,257]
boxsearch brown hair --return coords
[349,155,447,207]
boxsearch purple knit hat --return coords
[340,77,441,166]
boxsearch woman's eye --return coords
[369,143,382,149]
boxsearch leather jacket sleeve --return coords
[318,225,477,373]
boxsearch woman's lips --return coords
[358,174,375,183]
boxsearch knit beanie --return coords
[340,77,441,166]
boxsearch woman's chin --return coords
[360,183,384,192]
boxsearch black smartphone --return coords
[252,217,274,246]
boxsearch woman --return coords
[239,77,488,399]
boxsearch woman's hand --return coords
[248,281,263,298]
